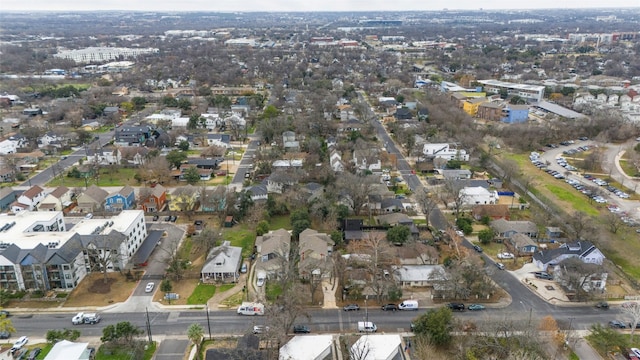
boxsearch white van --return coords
[72,312,85,325]
[357,321,377,333]
[398,300,419,310]
[256,271,266,287]
[237,302,265,316]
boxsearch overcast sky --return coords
[1,0,636,12]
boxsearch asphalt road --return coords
[8,304,623,340]
[230,139,259,187]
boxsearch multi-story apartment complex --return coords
[0,210,147,291]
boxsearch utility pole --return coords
[145,307,153,343]
[206,304,212,340]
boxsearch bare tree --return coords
[347,232,397,302]
[556,257,605,302]
[415,189,439,229]
[567,211,594,240]
[84,231,127,283]
[605,212,624,234]
[442,179,467,219]
[335,173,376,216]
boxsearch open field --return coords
[47,167,139,187]
[64,273,138,307]
[223,225,255,257]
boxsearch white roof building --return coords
[460,186,499,206]
[279,335,333,360]
[44,340,90,360]
[350,334,403,360]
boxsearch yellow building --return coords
[462,97,488,117]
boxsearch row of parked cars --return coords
[565,177,607,203]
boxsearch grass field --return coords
[268,215,291,230]
[187,284,217,305]
[47,167,138,187]
[96,341,156,360]
[545,184,600,216]
[223,225,255,257]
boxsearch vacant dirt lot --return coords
[64,273,138,307]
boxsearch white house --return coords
[279,335,333,360]
[38,132,65,149]
[11,185,47,213]
[353,148,382,172]
[330,150,345,172]
[86,148,121,165]
[460,186,499,206]
[422,143,469,161]
[0,139,18,155]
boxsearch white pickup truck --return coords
[72,312,101,325]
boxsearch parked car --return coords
[164,216,171,221]
[240,263,247,273]
[595,301,609,309]
[622,302,638,308]
[343,304,360,311]
[252,325,269,334]
[473,245,483,253]
[11,336,28,352]
[497,252,514,259]
[534,272,553,280]
[496,262,505,270]
[170,215,178,222]
[447,303,465,311]
[608,320,627,329]
[381,304,398,311]
[152,215,159,221]
[0,310,10,317]
[292,325,310,334]
[467,304,485,311]
[0,331,10,339]
[26,348,41,360]
[84,213,93,219]
[145,282,155,293]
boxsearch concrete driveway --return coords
[153,339,189,360]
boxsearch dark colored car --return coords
[447,303,465,311]
[609,320,627,328]
[534,272,553,280]
[343,304,360,311]
[473,245,483,253]
[0,310,10,317]
[170,216,178,222]
[381,304,398,311]
[164,216,171,221]
[293,325,310,334]
[0,331,10,339]
[26,348,41,360]
[595,301,609,309]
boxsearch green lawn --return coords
[187,284,217,305]
[265,282,282,301]
[47,167,138,187]
[96,341,156,360]
[544,184,599,216]
[268,215,291,230]
[223,225,255,256]
[31,343,53,359]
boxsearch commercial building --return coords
[478,80,545,102]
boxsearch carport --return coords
[133,230,163,266]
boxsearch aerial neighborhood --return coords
[0,6,639,360]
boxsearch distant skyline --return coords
[1,0,637,12]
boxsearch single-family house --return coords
[0,167,15,183]
[282,131,300,152]
[533,241,606,272]
[139,184,167,212]
[37,132,65,149]
[508,233,538,255]
[200,186,227,212]
[350,335,402,360]
[201,241,242,283]
[118,146,149,166]
[554,257,608,293]
[440,169,472,180]
[301,182,324,203]
[298,229,334,279]
[393,242,438,265]
[491,219,538,239]
[353,148,382,172]
[266,171,297,194]
[0,187,18,212]
[254,229,291,277]
[472,204,510,220]
[246,183,268,202]
[280,335,334,360]
[393,264,446,287]
[168,185,199,212]
[545,226,563,240]
[104,185,136,212]
[329,150,345,172]
[460,186,499,206]
[422,143,469,161]
[380,197,404,213]
[37,186,72,212]
[44,340,91,360]
[114,125,152,146]
[86,147,121,165]
[394,107,413,120]
[76,185,108,213]
[11,185,47,213]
